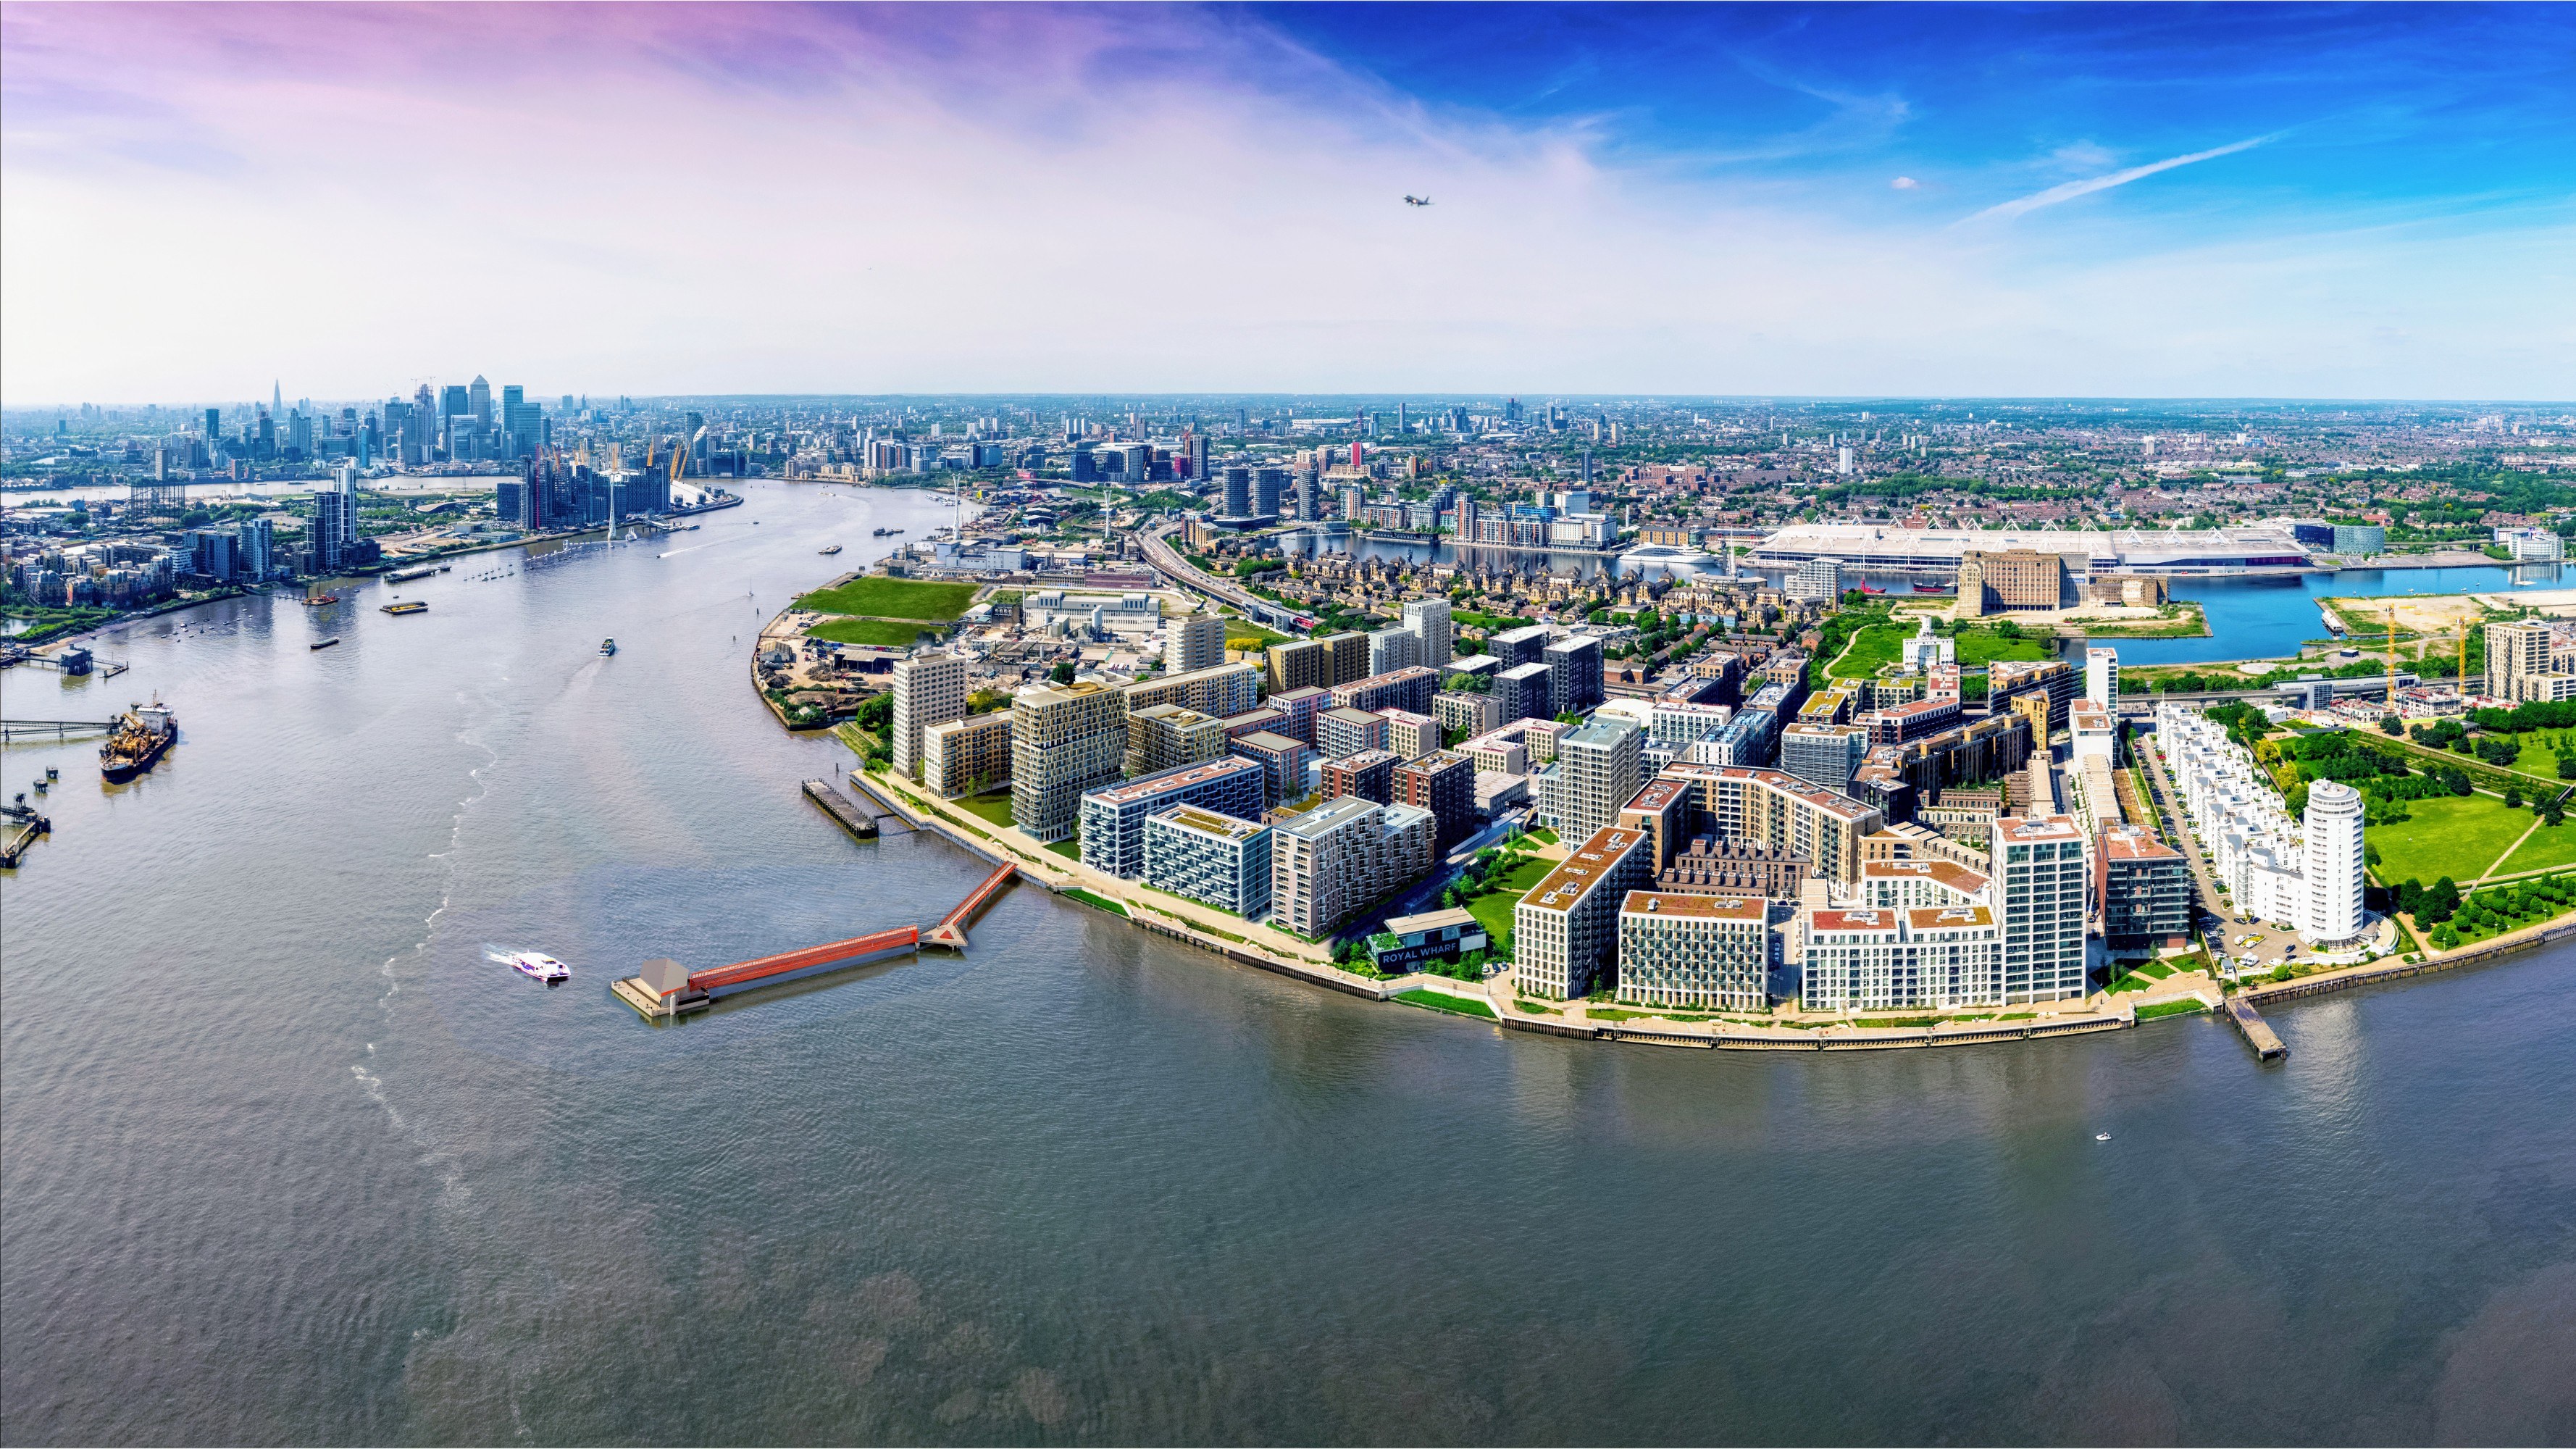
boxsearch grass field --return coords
[1826,622,2052,679]
[1393,990,1497,1020]
[2369,793,2535,884]
[1224,620,1290,651]
[1453,609,1533,634]
[956,789,1016,830]
[1464,855,1552,943]
[808,617,941,648]
[795,576,979,621]
[2498,732,2576,781]
[2136,999,2209,1021]
[1063,888,1126,917]
[2496,817,2576,875]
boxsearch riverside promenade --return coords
[851,764,2163,1053]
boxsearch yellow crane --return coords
[2387,606,2397,711]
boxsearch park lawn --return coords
[795,575,979,621]
[957,789,1016,830]
[2500,731,2576,781]
[1950,629,2054,668]
[1453,609,1532,633]
[1828,623,1909,679]
[1224,621,1291,651]
[2496,817,2576,875]
[1465,855,1552,943]
[1393,990,1497,1020]
[808,617,940,648]
[2369,793,2536,884]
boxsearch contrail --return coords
[1960,133,2280,225]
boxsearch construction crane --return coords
[2387,606,2398,709]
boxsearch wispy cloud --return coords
[1960,133,2280,225]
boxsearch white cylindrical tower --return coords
[2301,780,2367,944]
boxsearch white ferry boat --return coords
[508,951,571,982]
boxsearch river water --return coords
[4,481,2571,1445]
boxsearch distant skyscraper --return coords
[468,375,492,427]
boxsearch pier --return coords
[2225,997,2288,1061]
[1,812,50,868]
[802,778,879,840]
[924,863,1016,951]
[0,719,117,742]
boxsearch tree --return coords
[2550,798,2567,827]
[2364,843,2382,867]
[2380,716,2404,735]
[1047,660,1076,685]
[2506,785,2525,809]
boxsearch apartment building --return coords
[1400,598,1454,668]
[1778,721,1869,790]
[1331,665,1438,716]
[1557,716,1643,845]
[1860,856,1992,910]
[1122,660,1261,719]
[1496,662,1554,724]
[1615,892,1771,1012]
[1142,805,1273,919]
[1380,709,1441,762]
[890,652,966,782]
[1802,903,2003,1011]
[1228,730,1309,806]
[1654,762,1885,883]
[2099,823,2192,956]
[1266,685,1330,745]
[1513,825,1652,1000]
[1321,748,1400,806]
[1124,703,1229,777]
[1010,680,1126,843]
[1434,688,1505,740]
[1078,755,1267,878]
[1394,749,1476,848]
[1165,612,1227,673]
[1316,706,1390,759]
[1992,814,2091,1003]
[1270,796,1436,936]
[1988,659,2079,734]
[920,709,1013,798]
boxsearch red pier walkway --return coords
[925,863,1017,951]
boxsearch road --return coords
[1137,524,1303,627]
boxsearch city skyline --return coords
[4,2,2571,404]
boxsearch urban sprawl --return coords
[12,391,2576,1023]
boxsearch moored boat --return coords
[99,701,177,783]
[600,638,617,656]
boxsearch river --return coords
[4,480,2570,1444]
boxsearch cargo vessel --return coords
[99,701,177,782]
[381,601,428,616]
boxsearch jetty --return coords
[2225,997,2288,1061]
[803,778,878,840]
[0,718,118,742]
[924,863,1016,951]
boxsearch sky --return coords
[1,1,2570,404]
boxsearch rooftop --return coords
[1907,905,1996,930]
[1861,858,1991,893]
[1383,906,1479,936]
[1523,827,1646,914]
[1084,754,1261,806]
[1151,803,1268,842]
[1619,890,1765,922]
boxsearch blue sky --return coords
[1,2,2568,401]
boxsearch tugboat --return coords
[600,638,618,656]
[99,700,177,783]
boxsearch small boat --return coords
[310,638,341,651]
[508,951,572,983]
[380,601,428,615]
[819,544,842,555]
[599,638,617,656]
[1912,583,1952,595]
[873,527,888,537]
[1859,583,1887,595]
[299,593,340,606]
[2094,1133,2112,1142]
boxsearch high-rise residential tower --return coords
[890,653,967,782]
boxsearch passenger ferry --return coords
[507,951,571,983]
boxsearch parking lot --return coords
[2203,911,2307,979]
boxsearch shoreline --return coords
[842,743,2551,1058]
[14,497,741,656]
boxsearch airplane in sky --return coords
[1402,194,1431,207]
